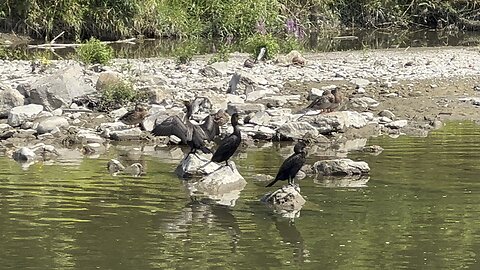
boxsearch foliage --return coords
[76,38,114,65]
[246,34,280,60]
[174,40,198,64]
[207,44,231,64]
[0,46,29,60]
[99,80,147,111]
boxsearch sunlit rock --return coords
[261,185,306,219]
[107,159,125,176]
[8,104,44,127]
[313,159,370,176]
[175,152,217,178]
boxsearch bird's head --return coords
[294,141,307,154]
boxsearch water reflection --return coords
[0,122,479,269]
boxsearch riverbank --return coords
[0,46,479,167]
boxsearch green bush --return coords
[174,41,198,64]
[246,33,280,60]
[99,80,147,111]
[207,44,231,64]
[76,37,114,65]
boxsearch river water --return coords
[0,122,479,269]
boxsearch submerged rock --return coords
[107,159,125,175]
[315,175,370,188]
[261,185,306,218]
[313,159,370,176]
[12,147,36,162]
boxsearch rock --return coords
[308,111,368,134]
[76,130,105,144]
[0,83,24,115]
[261,185,306,218]
[8,104,44,127]
[308,87,324,100]
[248,111,272,126]
[227,103,265,115]
[246,89,274,102]
[183,162,247,206]
[200,65,222,77]
[227,73,241,94]
[351,78,371,88]
[350,97,380,110]
[109,107,129,119]
[385,120,408,129]
[124,163,144,177]
[175,153,218,178]
[378,110,396,120]
[12,147,36,162]
[277,122,319,140]
[313,159,370,176]
[107,159,125,175]
[36,116,69,134]
[109,128,143,141]
[362,145,384,155]
[96,71,123,91]
[27,64,96,110]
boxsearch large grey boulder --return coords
[8,104,44,127]
[109,128,143,141]
[36,116,69,134]
[306,111,368,134]
[313,159,370,176]
[261,185,306,218]
[277,122,319,140]
[0,83,24,115]
[27,64,96,110]
[350,97,380,110]
[96,71,123,91]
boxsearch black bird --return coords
[151,101,219,155]
[265,141,307,187]
[211,113,241,167]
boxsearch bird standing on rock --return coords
[327,88,343,112]
[119,105,149,128]
[306,89,334,112]
[151,101,219,156]
[265,141,307,187]
[211,113,242,168]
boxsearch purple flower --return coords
[255,20,267,35]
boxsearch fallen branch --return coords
[27,37,137,49]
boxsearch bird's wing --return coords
[212,134,239,161]
[275,153,304,180]
[151,115,190,142]
[200,115,220,141]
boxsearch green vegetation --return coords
[246,34,280,60]
[99,80,147,111]
[208,45,231,64]
[173,40,198,64]
[76,38,114,65]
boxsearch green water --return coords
[0,122,479,269]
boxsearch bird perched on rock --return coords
[306,89,334,112]
[151,100,220,156]
[327,88,343,112]
[265,141,307,187]
[211,113,241,167]
[119,105,149,128]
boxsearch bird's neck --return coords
[232,124,241,135]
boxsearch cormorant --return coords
[265,141,307,187]
[211,113,241,167]
[119,105,149,127]
[151,101,219,155]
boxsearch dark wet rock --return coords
[8,104,44,127]
[378,110,396,120]
[350,97,380,110]
[107,159,125,175]
[227,103,265,115]
[313,159,370,176]
[36,116,69,134]
[261,185,305,218]
[0,129,15,140]
[385,120,408,129]
[27,64,96,110]
[315,175,370,188]
[109,128,143,141]
[277,122,319,140]
[0,83,25,115]
[12,147,36,161]
[175,153,218,178]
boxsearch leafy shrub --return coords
[76,37,114,65]
[207,44,231,64]
[246,33,280,60]
[99,80,147,111]
[174,41,198,64]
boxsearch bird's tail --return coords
[265,178,278,187]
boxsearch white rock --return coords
[175,153,218,178]
[261,185,306,218]
[12,147,36,162]
[277,122,319,140]
[36,116,69,134]
[313,159,370,176]
[385,120,408,129]
[8,104,44,127]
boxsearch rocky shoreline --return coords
[0,46,479,173]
